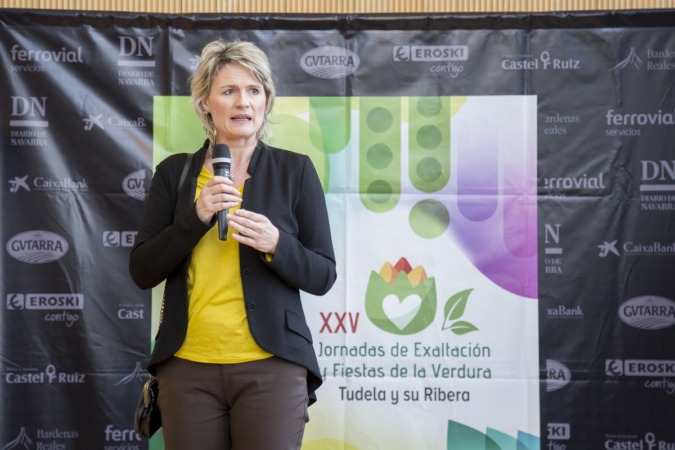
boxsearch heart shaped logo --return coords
[382,294,422,330]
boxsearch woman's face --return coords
[203,63,267,144]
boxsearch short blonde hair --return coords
[190,39,276,144]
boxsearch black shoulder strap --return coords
[178,153,193,193]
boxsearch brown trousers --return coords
[155,356,309,450]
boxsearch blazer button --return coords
[242,268,251,277]
[247,303,256,311]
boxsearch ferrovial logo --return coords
[6,230,69,264]
[619,296,675,330]
[300,46,360,79]
[546,359,571,392]
[9,43,84,73]
[105,424,142,443]
[123,169,150,201]
[605,109,675,138]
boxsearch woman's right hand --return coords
[195,175,242,224]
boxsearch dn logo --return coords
[544,224,560,245]
[119,36,153,57]
[641,160,675,181]
[11,96,47,118]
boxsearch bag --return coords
[133,152,193,438]
[134,376,161,437]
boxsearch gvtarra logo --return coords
[619,296,675,330]
[546,359,571,392]
[300,46,359,79]
[123,169,150,201]
[6,230,69,264]
[365,257,478,335]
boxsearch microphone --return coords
[212,144,232,240]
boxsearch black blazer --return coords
[129,140,337,404]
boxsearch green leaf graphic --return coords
[443,289,472,322]
[448,320,479,335]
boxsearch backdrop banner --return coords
[1,9,674,450]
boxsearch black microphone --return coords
[212,144,232,240]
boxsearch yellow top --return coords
[174,165,272,363]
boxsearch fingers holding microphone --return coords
[195,176,241,224]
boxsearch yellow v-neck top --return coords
[174,165,272,364]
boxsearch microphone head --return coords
[212,144,231,167]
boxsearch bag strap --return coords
[178,153,193,192]
[158,152,193,329]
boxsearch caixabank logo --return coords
[365,257,478,336]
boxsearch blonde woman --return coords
[130,39,336,450]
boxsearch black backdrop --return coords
[1,8,674,450]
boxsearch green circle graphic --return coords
[416,157,442,182]
[416,125,442,149]
[367,107,394,133]
[366,143,394,170]
[367,180,393,204]
[417,97,442,117]
[409,199,450,238]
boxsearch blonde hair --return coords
[190,39,276,144]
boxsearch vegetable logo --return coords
[365,257,477,336]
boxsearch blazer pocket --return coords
[285,310,313,344]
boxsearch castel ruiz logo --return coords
[365,257,478,335]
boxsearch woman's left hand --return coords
[227,209,280,254]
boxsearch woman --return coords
[129,39,337,450]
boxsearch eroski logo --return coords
[300,46,360,79]
[619,296,675,330]
[6,230,69,264]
